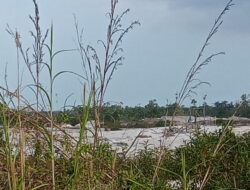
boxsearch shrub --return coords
[154,120,171,127]
[216,119,234,126]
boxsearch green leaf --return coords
[52,71,70,83]
[126,178,149,189]
[41,62,52,75]
[50,23,53,51]
[155,165,182,179]
[44,44,52,57]
[30,84,52,108]
[31,184,49,190]
[53,71,87,83]
[52,49,76,60]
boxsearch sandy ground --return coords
[61,124,250,155]
[1,124,250,156]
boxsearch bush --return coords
[161,130,250,189]
[216,119,234,126]
[154,120,170,127]
[119,130,250,189]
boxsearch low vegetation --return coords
[0,126,249,189]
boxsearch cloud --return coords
[167,0,231,10]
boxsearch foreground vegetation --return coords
[0,127,249,189]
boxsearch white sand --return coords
[2,124,250,156]
[62,124,250,155]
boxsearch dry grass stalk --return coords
[153,0,234,184]
[75,0,139,148]
[199,94,247,189]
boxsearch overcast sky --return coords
[0,0,250,108]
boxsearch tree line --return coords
[49,94,250,125]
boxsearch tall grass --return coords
[0,94,17,189]
[6,28,26,190]
[153,0,234,184]
[75,0,140,147]
[70,85,92,189]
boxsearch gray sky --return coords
[0,0,250,108]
